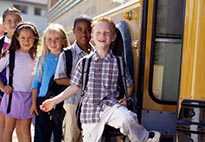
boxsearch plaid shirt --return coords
[54,41,93,104]
[71,50,132,123]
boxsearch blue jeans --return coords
[34,97,65,142]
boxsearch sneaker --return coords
[146,131,160,142]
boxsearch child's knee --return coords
[122,113,138,127]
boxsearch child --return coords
[41,17,161,142]
[31,23,68,142]
[0,7,22,57]
[0,22,39,142]
[54,15,93,142]
[0,7,22,142]
[0,7,22,99]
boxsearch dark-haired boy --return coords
[54,15,93,142]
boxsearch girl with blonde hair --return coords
[31,23,69,142]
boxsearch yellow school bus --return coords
[93,0,205,141]
[48,0,205,141]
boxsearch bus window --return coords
[150,0,185,103]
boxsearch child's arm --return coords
[41,57,84,112]
[127,84,133,97]
[54,52,71,86]
[0,53,9,72]
[30,57,43,115]
[55,78,70,86]
[0,53,12,95]
[40,84,80,112]
[0,80,12,95]
[30,88,38,115]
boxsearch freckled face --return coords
[92,22,115,49]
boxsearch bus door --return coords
[138,0,185,139]
[176,0,205,141]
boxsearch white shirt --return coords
[54,41,94,104]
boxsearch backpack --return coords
[0,34,9,58]
[0,35,5,55]
[46,48,73,99]
[6,49,15,113]
[0,35,6,97]
[45,49,73,116]
[64,48,73,78]
[81,55,128,99]
[76,54,129,130]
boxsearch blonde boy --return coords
[41,18,160,142]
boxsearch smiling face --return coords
[92,21,116,49]
[73,20,91,48]
[17,28,35,52]
[3,14,22,38]
[45,30,63,55]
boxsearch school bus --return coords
[48,0,205,141]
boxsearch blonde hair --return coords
[92,17,116,34]
[41,23,69,56]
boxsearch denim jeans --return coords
[34,97,64,142]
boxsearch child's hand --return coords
[30,103,38,116]
[40,99,55,112]
[118,97,128,107]
[3,85,13,95]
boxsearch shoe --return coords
[146,131,160,142]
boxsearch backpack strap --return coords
[0,35,5,56]
[116,56,128,98]
[7,50,15,113]
[64,49,73,78]
[81,55,92,97]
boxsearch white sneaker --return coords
[146,131,160,142]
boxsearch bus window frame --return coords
[148,0,185,105]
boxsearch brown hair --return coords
[2,7,22,22]
[9,22,39,59]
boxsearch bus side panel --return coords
[179,0,205,102]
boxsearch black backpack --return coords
[76,54,129,130]
[7,49,15,113]
[0,35,6,55]
[64,48,73,78]
[44,49,73,127]
[46,48,73,99]
[81,55,128,100]
[0,35,6,97]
